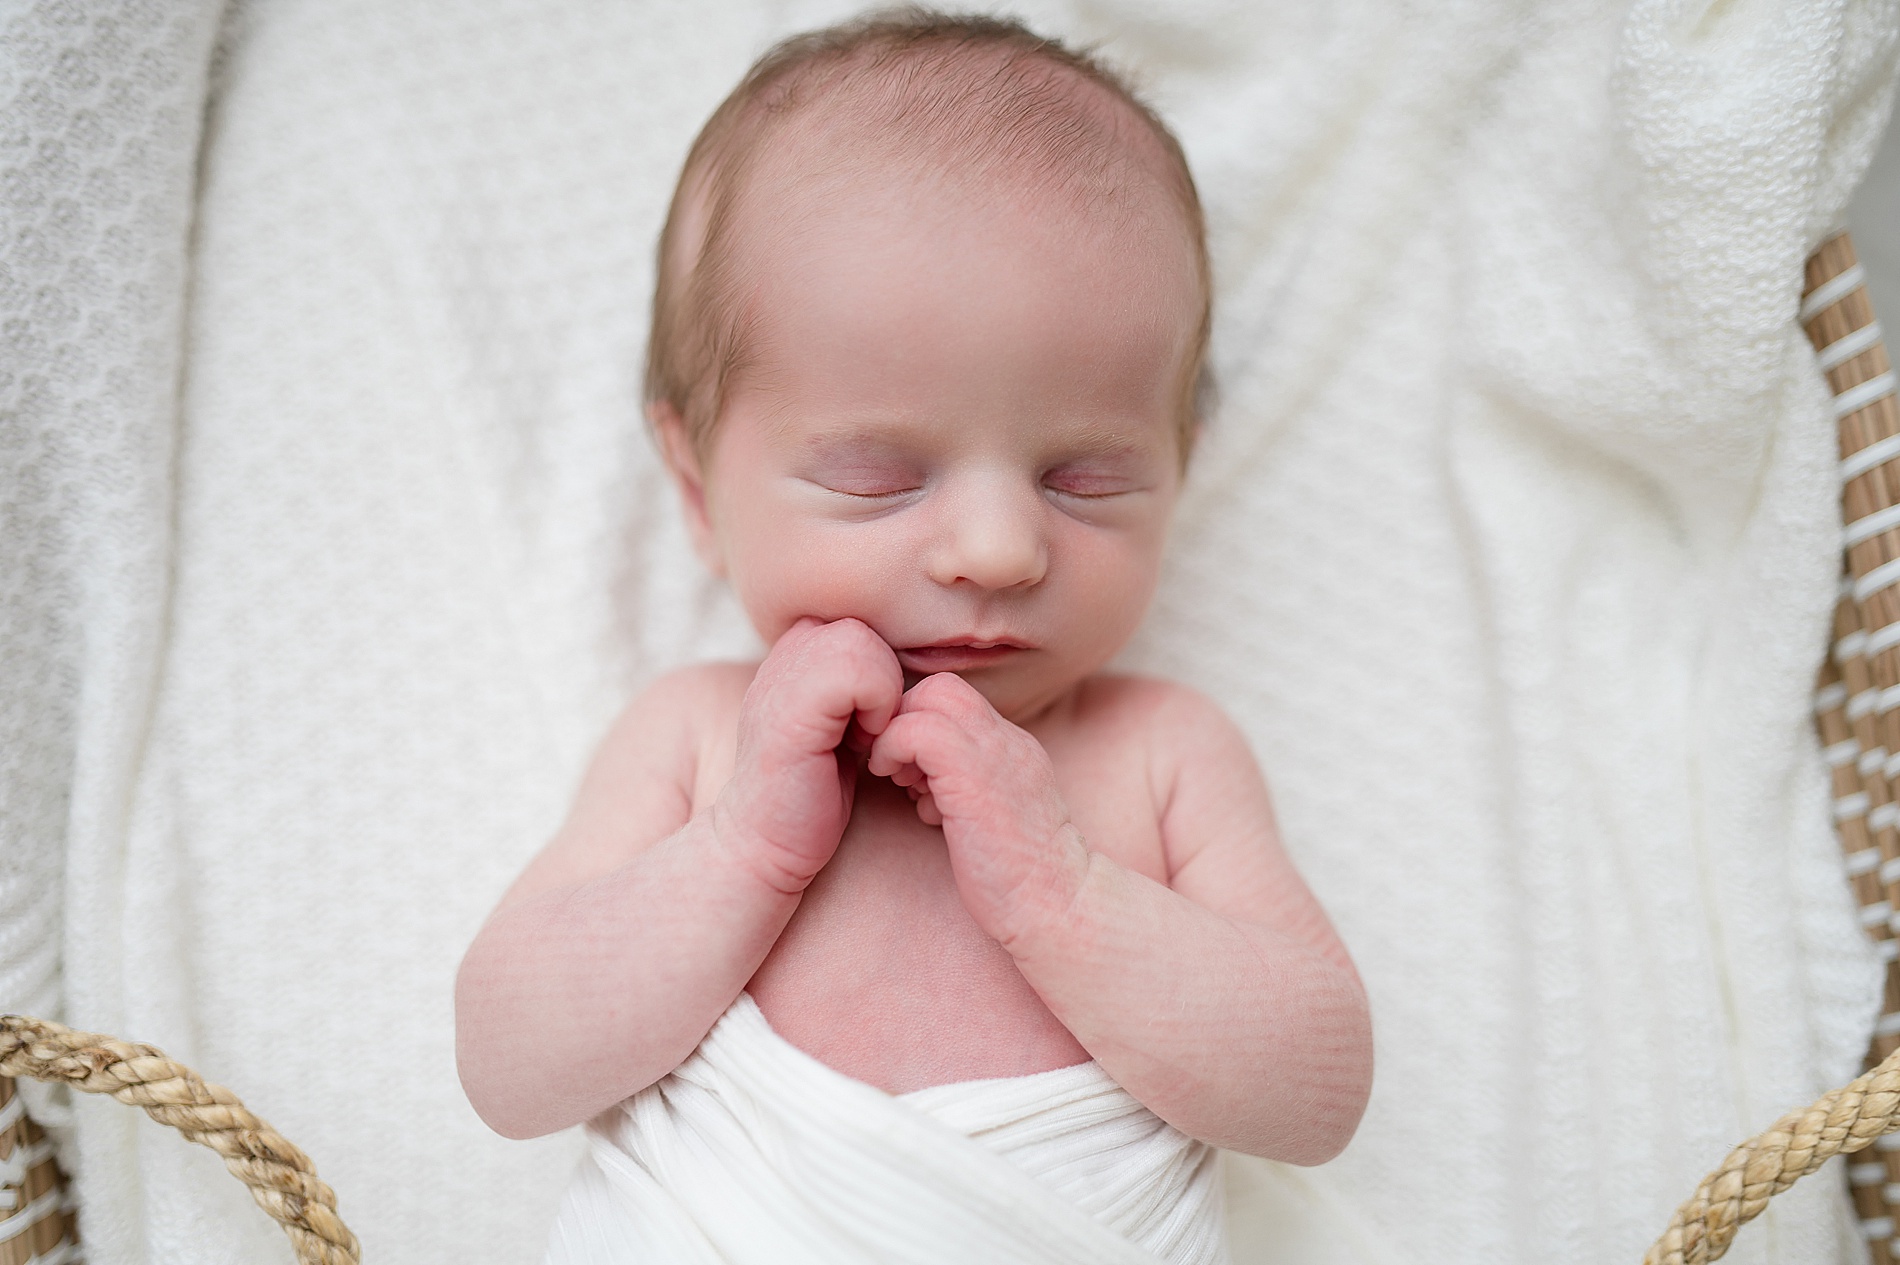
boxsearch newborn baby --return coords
[455,11,1372,1263]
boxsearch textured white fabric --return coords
[546,993,1227,1265]
[0,0,224,1166]
[3,1,1899,1263]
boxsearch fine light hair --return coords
[646,7,1213,461]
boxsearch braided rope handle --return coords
[1644,1032,1900,1262]
[0,1015,359,1265]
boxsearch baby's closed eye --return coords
[799,452,926,499]
[817,466,926,498]
[793,433,928,499]
[1041,460,1150,499]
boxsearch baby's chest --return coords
[743,770,1164,1090]
[776,767,1167,960]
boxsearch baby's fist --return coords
[719,618,904,892]
[866,673,1086,945]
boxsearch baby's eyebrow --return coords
[788,425,921,464]
[774,403,948,444]
[1036,424,1168,464]
[1046,433,1147,459]
[774,412,1173,464]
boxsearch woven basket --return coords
[1,232,1896,1265]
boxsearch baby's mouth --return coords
[894,640,1028,675]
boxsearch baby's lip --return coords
[903,635,1032,650]
[895,638,1031,672]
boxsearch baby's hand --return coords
[867,673,1087,946]
[718,618,903,893]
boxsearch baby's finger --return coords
[898,670,996,723]
[818,619,904,737]
[866,709,972,782]
[753,618,904,752]
[915,790,943,827]
[867,751,925,789]
[865,741,909,780]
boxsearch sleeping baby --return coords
[455,10,1373,1263]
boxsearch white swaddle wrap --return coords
[546,994,1227,1265]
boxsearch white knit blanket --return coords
[546,994,1225,1265]
[4,2,1900,1263]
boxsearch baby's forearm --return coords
[454,807,800,1139]
[1004,850,1372,1162]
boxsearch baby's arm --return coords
[455,619,902,1139]
[868,675,1371,1162]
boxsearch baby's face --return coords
[673,181,1200,722]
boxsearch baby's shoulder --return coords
[634,660,757,719]
[595,661,757,775]
[1070,672,1242,739]
[1066,673,1261,785]
[1068,677,1276,875]
[1050,677,1263,871]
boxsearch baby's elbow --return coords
[1224,1044,1372,1165]
[1281,1098,1367,1167]
[1266,1076,1371,1166]
[1281,1138,1350,1168]
[464,1082,535,1140]
[473,1099,553,1142]
[454,958,543,1140]
[455,1037,557,1141]
[1288,999,1374,1166]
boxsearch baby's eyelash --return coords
[813,473,925,500]
[1042,472,1138,498]
[832,485,921,500]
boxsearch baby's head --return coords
[650,9,1210,720]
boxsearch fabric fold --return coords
[546,994,1226,1265]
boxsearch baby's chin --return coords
[911,663,1090,726]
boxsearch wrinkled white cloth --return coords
[546,994,1226,1265]
[5,2,1900,1264]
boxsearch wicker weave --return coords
[0,1074,78,1265]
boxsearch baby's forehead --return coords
[712,81,1202,314]
[647,23,1211,462]
[727,53,1189,231]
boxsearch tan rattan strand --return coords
[0,1015,358,1265]
[0,1073,78,1265]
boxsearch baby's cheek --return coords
[727,524,905,642]
[1063,535,1163,653]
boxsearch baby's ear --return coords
[649,400,725,577]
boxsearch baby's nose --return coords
[927,474,1048,591]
